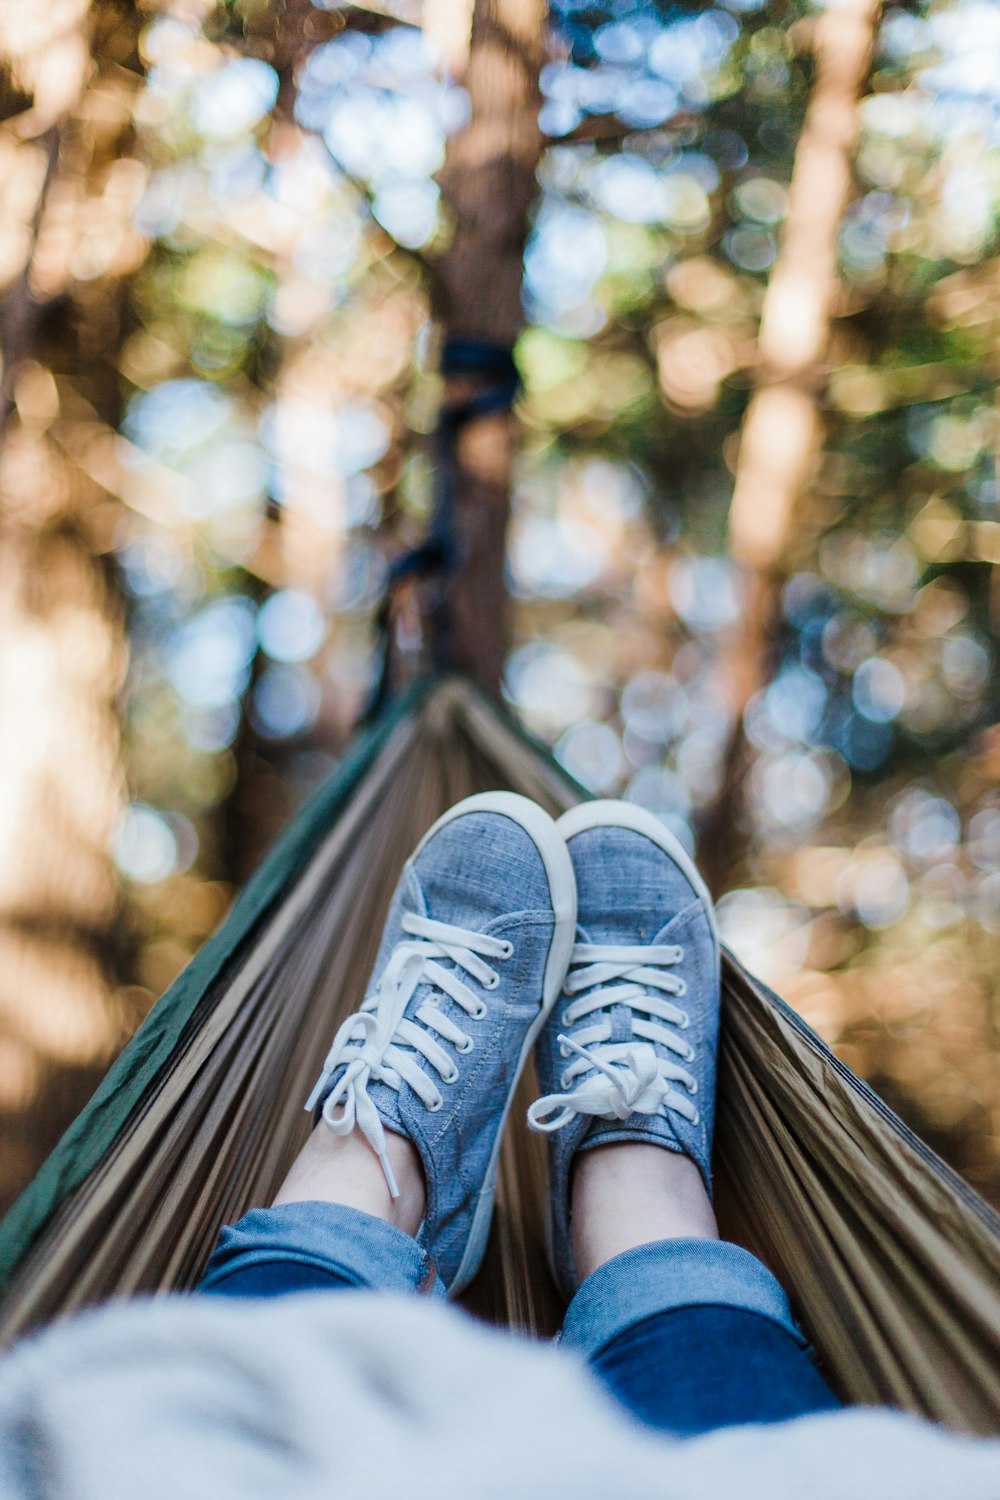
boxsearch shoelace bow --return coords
[306,912,512,1197]
[527,941,699,1135]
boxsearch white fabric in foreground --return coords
[0,1291,998,1500]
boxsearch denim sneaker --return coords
[528,800,720,1296]
[306,792,576,1295]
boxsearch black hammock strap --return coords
[368,338,521,716]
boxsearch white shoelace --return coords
[527,941,699,1135]
[306,913,513,1197]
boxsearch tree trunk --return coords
[0,0,142,1210]
[430,0,546,695]
[699,0,881,894]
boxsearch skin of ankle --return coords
[272,1124,426,1238]
[570,1141,719,1283]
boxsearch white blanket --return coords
[1,1292,998,1500]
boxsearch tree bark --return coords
[0,0,142,1210]
[698,0,881,894]
[430,0,546,695]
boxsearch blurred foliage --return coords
[2,0,999,1206]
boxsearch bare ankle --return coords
[570,1141,718,1283]
[272,1125,426,1238]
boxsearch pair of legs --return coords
[199,1135,838,1438]
[270,1115,716,1281]
[198,795,839,1438]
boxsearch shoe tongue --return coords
[573,922,653,1044]
[607,1002,637,1044]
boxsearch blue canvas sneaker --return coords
[528,800,721,1297]
[306,792,577,1295]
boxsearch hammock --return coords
[0,678,998,1433]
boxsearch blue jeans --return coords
[198,1203,840,1438]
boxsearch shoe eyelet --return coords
[686,1078,698,1096]
[690,1108,700,1126]
[471,1001,488,1021]
[560,1072,572,1090]
[677,1012,690,1030]
[456,1037,474,1055]
[428,1097,443,1113]
[443,1067,459,1085]
[675,979,688,997]
[561,1009,574,1027]
[483,973,500,991]
[498,940,514,959]
[684,1044,696,1063]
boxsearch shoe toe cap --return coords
[568,823,702,946]
[413,811,557,931]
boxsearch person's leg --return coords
[198,1126,434,1299]
[561,1142,840,1437]
[529,801,840,1437]
[199,791,576,1303]
[582,1299,841,1436]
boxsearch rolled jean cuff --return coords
[560,1238,806,1359]
[198,1201,446,1299]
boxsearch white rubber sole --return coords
[555,798,719,946]
[414,792,578,1296]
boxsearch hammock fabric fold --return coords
[0,678,998,1432]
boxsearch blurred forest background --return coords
[1,0,998,1217]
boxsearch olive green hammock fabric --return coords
[0,678,998,1433]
